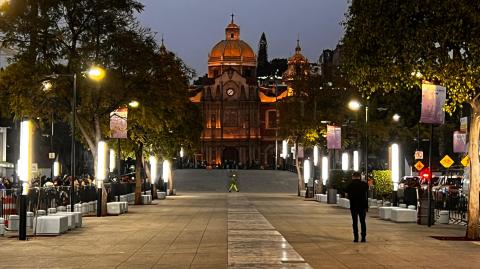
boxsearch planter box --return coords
[327,189,337,204]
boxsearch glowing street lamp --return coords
[303,159,311,184]
[18,119,32,240]
[392,113,401,122]
[391,143,400,191]
[342,152,349,171]
[87,66,106,81]
[109,149,115,173]
[353,151,359,172]
[348,100,361,111]
[96,141,107,217]
[43,66,106,213]
[322,157,329,186]
[53,161,61,177]
[282,140,288,159]
[348,99,368,177]
[313,145,319,166]
[129,100,139,108]
[162,160,171,193]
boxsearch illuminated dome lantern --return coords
[208,15,256,79]
[283,39,310,82]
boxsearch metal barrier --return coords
[0,183,143,222]
[433,191,468,224]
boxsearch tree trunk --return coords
[134,143,143,205]
[295,140,304,196]
[466,105,480,239]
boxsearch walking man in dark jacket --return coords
[346,172,369,242]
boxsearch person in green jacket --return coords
[228,172,239,192]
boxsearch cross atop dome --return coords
[225,15,240,40]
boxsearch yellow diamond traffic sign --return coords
[440,155,454,168]
[461,156,470,167]
[414,161,425,171]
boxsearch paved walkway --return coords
[1,192,479,269]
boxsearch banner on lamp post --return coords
[460,117,468,133]
[327,125,341,149]
[110,107,128,139]
[453,131,468,153]
[420,83,446,124]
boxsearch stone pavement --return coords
[1,191,480,269]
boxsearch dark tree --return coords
[256,32,270,77]
[270,58,288,76]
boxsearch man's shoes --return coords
[361,237,366,243]
[353,239,358,243]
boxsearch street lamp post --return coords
[348,100,368,180]
[44,66,105,212]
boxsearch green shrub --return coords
[328,170,353,195]
[373,170,393,200]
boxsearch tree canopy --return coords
[341,0,480,239]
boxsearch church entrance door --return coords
[223,147,239,164]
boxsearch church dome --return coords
[208,17,256,67]
[210,40,255,59]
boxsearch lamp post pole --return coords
[364,105,368,180]
[70,73,76,212]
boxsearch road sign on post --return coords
[415,161,425,171]
[461,156,470,167]
[414,151,423,160]
[440,155,454,168]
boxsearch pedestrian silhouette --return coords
[346,171,368,242]
[228,171,239,192]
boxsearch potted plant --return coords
[327,170,353,203]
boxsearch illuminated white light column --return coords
[282,140,288,159]
[353,151,359,172]
[162,160,171,183]
[150,156,158,184]
[109,149,115,173]
[53,161,60,177]
[96,141,107,188]
[342,152,349,171]
[322,157,329,185]
[179,148,184,158]
[391,143,400,191]
[313,145,319,166]
[303,160,311,184]
[19,120,32,195]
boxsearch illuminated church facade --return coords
[189,17,310,168]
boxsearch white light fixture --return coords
[150,156,157,184]
[321,157,329,185]
[342,152,349,171]
[348,100,361,111]
[53,161,60,177]
[313,145,319,166]
[303,160,311,184]
[96,141,108,186]
[128,100,139,108]
[282,140,288,159]
[353,151,359,172]
[162,160,170,183]
[109,149,115,173]
[19,120,32,195]
[391,143,400,191]
[180,147,184,158]
[392,113,401,122]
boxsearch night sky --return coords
[137,0,349,78]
